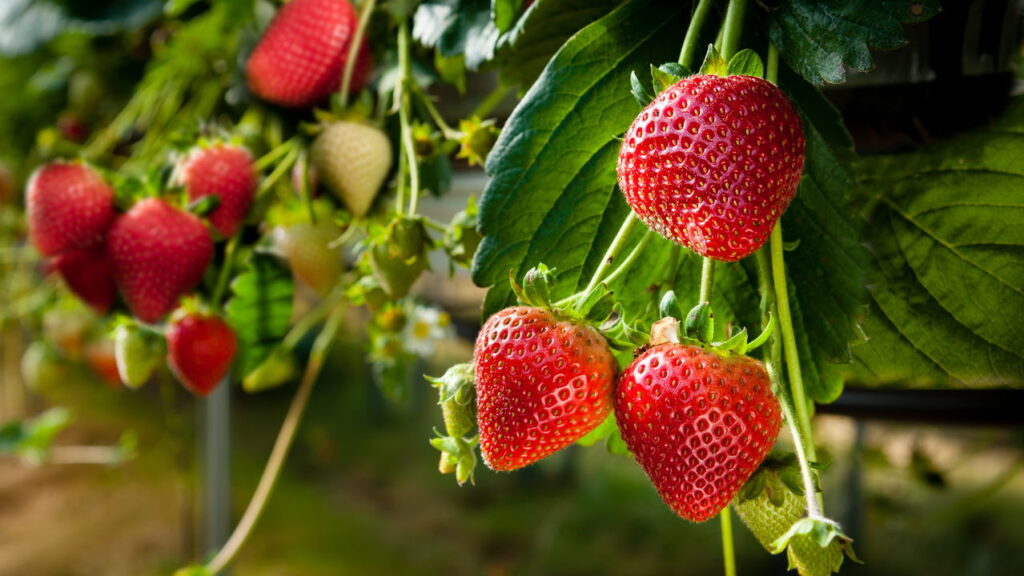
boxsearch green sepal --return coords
[442,196,483,270]
[745,313,775,354]
[630,70,654,106]
[523,264,554,308]
[431,433,479,486]
[599,304,649,351]
[570,282,616,324]
[391,216,429,261]
[726,49,765,78]
[659,290,683,321]
[242,346,297,392]
[187,194,220,217]
[684,302,714,343]
[771,517,861,565]
[650,63,685,93]
[713,327,749,355]
[698,44,728,76]
[509,264,556,308]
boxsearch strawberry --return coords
[271,221,342,296]
[166,312,237,396]
[26,162,115,256]
[617,74,804,262]
[107,198,213,324]
[52,243,117,314]
[615,341,782,522]
[246,0,372,108]
[474,306,616,471]
[311,121,392,217]
[179,144,257,238]
[733,467,846,576]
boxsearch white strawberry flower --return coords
[404,304,455,357]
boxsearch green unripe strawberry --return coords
[367,217,431,299]
[733,456,846,576]
[114,324,161,389]
[21,342,71,394]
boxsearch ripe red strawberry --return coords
[52,243,117,314]
[615,343,782,522]
[246,0,372,108]
[107,198,213,323]
[166,312,237,396]
[180,144,257,238]
[474,306,616,471]
[26,162,115,256]
[617,74,805,262]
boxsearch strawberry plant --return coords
[2,0,1022,574]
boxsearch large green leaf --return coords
[493,0,621,87]
[765,0,940,85]
[473,0,689,317]
[852,100,1024,387]
[225,254,294,379]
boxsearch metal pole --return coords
[201,377,231,572]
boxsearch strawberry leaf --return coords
[492,0,620,87]
[765,0,940,85]
[474,0,690,318]
[224,254,294,381]
[850,98,1024,387]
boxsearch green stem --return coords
[254,138,297,172]
[770,223,815,461]
[211,235,240,310]
[720,506,737,576]
[720,0,748,61]
[203,305,345,575]
[417,91,461,139]
[766,42,779,84]
[601,229,653,287]
[678,0,716,68]
[699,257,715,304]
[471,83,513,119]
[583,212,639,294]
[256,146,300,198]
[339,0,376,108]
[294,151,317,225]
[756,246,821,519]
[397,21,421,216]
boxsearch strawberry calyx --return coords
[771,516,862,566]
[427,362,478,485]
[736,452,817,506]
[654,290,774,357]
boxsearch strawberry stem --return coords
[339,0,376,108]
[211,235,240,310]
[678,0,716,69]
[720,0,748,61]
[769,223,816,462]
[699,257,715,304]
[471,83,513,119]
[397,21,422,217]
[203,304,346,575]
[600,228,653,287]
[757,242,823,520]
[583,212,639,295]
[719,506,737,576]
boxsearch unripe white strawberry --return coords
[310,121,392,217]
